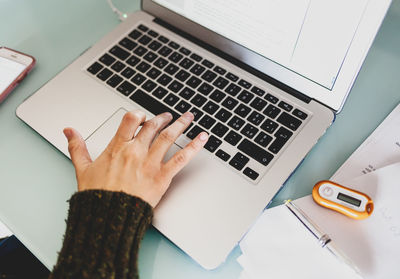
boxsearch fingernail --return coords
[183,112,194,120]
[199,132,208,141]
[163,112,172,119]
[63,128,72,140]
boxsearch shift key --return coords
[238,139,274,166]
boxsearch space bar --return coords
[129,89,180,121]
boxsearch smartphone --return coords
[0,47,36,103]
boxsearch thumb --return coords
[63,128,92,173]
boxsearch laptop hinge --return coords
[153,17,312,104]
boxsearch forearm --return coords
[49,190,153,279]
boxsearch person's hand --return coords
[63,111,208,208]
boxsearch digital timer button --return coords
[321,186,333,197]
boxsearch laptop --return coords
[16,0,392,270]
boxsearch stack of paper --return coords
[238,103,400,279]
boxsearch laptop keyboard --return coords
[86,23,309,183]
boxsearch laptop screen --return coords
[153,0,369,91]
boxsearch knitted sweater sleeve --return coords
[49,190,153,279]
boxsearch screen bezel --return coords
[142,0,392,112]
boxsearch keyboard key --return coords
[131,73,146,85]
[164,93,180,106]
[211,123,229,137]
[265,93,279,104]
[154,57,168,69]
[224,130,242,146]
[210,89,226,103]
[201,70,217,82]
[203,100,219,115]
[179,87,195,100]
[238,79,251,89]
[130,89,179,122]
[268,127,293,154]
[216,149,231,162]
[158,35,169,43]
[238,139,274,166]
[234,104,251,118]
[241,123,259,139]
[137,61,151,73]
[228,116,245,130]
[117,81,136,96]
[199,115,216,130]
[243,167,259,180]
[201,59,214,68]
[119,37,137,50]
[133,45,147,56]
[97,68,113,81]
[110,45,130,60]
[187,125,205,139]
[179,47,191,56]
[128,29,142,40]
[277,112,302,131]
[190,107,203,121]
[261,119,279,134]
[168,80,184,93]
[247,111,265,126]
[143,51,158,63]
[158,45,173,57]
[198,82,214,95]
[164,64,179,75]
[213,66,226,75]
[138,34,152,45]
[126,55,140,67]
[106,74,123,88]
[146,67,161,79]
[175,100,191,113]
[238,90,255,104]
[263,104,281,119]
[190,64,206,76]
[226,72,239,82]
[229,152,249,171]
[254,131,273,147]
[213,76,229,89]
[250,97,267,111]
[221,96,238,110]
[175,69,190,82]
[148,40,162,51]
[251,86,265,96]
[157,74,172,86]
[153,86,168,99]
[142,80,157,93]
[179,58,194,69]
[190,53,202,62]
[168,51,183,63]
[99,53,115,66]
[87,62,103,74]
[293,109,308,120]
[215,108,232,123]
[138,24,148,32]
[186,76,202,89]
[204,135,222,153]
[111,61,125,72]
[278,101,293,112]
[225,83,241,96]
[191,94,207,107]
[148,30,158,37]
[168,41,180,49]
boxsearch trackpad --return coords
[85,108,128,160]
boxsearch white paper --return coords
[295,163,400,279]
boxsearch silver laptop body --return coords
[16,0,391,269]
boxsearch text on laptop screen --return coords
[153,0,369,90]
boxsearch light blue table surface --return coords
[1,0,399,278]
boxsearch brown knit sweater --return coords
[49,190,153,279]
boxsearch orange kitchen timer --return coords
[312,180,374,220]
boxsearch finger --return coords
[134,112,173,148]
[162,132,208,179]
[113,110,146,143]
[63,128,92,173]
[148,112,194,162]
